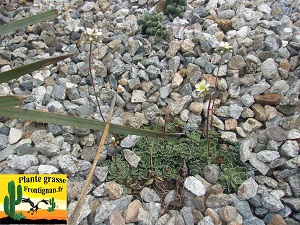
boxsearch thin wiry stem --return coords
[150,138,154,171]
[206,54,223,156]
[213,54,223,93]
[88,41,105,121]
[210,53,224,129]
[206,91,212,156]
[163,110,169,151]
[114,143,119,170]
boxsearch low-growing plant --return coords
[137,12,167,37]
[164,0,187,21]
[219,164,247,193]
[193,41,247,193]
[103,122,247,194]
[194,41,233,158]
[0,7,248,221]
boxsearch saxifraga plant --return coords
[218,143,247,192]
[195,41,233,158]
[103,122,247,193]
[219,164,247,193]
[193,42,246,192]
[137,12,167,37]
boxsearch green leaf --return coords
[175,7,182,15]
[145,20,152,27]
[151,21,158,27]
[0,54,72,84]
[157,12,164,20]
[144,14,151,21]
[137,19,145,26]
[152,16,159,22]
[147,27,155,35]
[178,5,185,12]
[0,10,58,35]
[0,96,23,108]
[0,107,165,138]
[179,0,187,6]
[167,5,176,14]
[144,178,154,186]
[156,29,162,36]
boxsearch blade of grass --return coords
[0,54,72,84]
[0,107,165,138]
[0,10,58,35]
[0,96,24,108]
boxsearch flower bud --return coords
[111,137,116,143]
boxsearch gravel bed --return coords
[0,0,300,224]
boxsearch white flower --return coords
[195,80,210,93]
[85,28,102,37]
[110,136,116,143]
[219,41,232,50]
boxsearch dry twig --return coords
[68,93,116,225]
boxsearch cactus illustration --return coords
[47,197,56,212]
[3,180,23,218]
[12,212,25,221]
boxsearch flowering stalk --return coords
[210,42,233,128]
[84,28,105,121]
[195,42,232,157]
[206,91,212,154]
[208,53,223,133]
[195,79,211,152]
[213,41,232,96]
